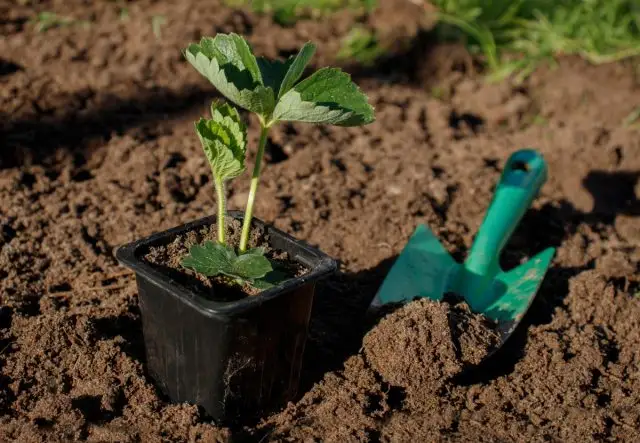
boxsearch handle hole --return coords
[511,160,529,172]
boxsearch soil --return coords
[1,0,639,442]
[263,299,501,442]
[143,218,306,298]
[363,299,500,397]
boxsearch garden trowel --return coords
[371,149,555,340]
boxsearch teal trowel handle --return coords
[464,149,548,277]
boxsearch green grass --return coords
[151,15,167,39]
[623,106,640,128]
[225,0,376,25]
[226,1,385,64]
[337,26,385,66]
[30,12,88,32]
[427,0,640,81]
[224,0,639,79]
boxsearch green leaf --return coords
[181,241,237,277]
[257,58,294,98]
[227,34,263,85]
[185,34,276,116]
[273,67,375,126]
[209,101,247,153]
[231,250,273,279]
[252,279,276,290]
[278,42,316,99]
[253,269,289,290]
[181,241,273,282]
[210,100,244,126]
[199,33,263,86]
[255,42,315,99]
[244,246,267,256]
[195,101,247,182]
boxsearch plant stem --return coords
[239,123,269,253]
[215,178,226,244]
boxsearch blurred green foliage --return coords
[337,26,385,66]
[224,0,640,80]
[30,12,83,32]
[224,0,376,25]
[428,0,640,81]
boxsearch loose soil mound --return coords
[363,299,500,395]
[266,299,501,441]
[1,0,639,441]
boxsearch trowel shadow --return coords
[453,263,591,386]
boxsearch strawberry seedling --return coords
[181,33,374,289]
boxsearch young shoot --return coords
[182,33,374,288]
[195,101,247,245]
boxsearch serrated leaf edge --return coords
[185,48,275,116]
[273,67,375,126]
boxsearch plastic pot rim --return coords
[114,210,337,319]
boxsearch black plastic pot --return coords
[114,211,337,424]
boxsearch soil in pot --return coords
[143,218,308,300]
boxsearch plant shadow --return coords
[92,306,147,366]
[582,170,640,222]
[0,85,216,170]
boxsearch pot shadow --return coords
[0,306,16,418]
[90,304,181,408]
[91,306,147,367]
[298,256,398,393]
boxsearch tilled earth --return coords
[1,0,640,441]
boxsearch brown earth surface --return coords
[1,0,640,441]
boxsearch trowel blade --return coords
[484,247,556,335]
[370,224,460,309]
[371,225,555,333]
